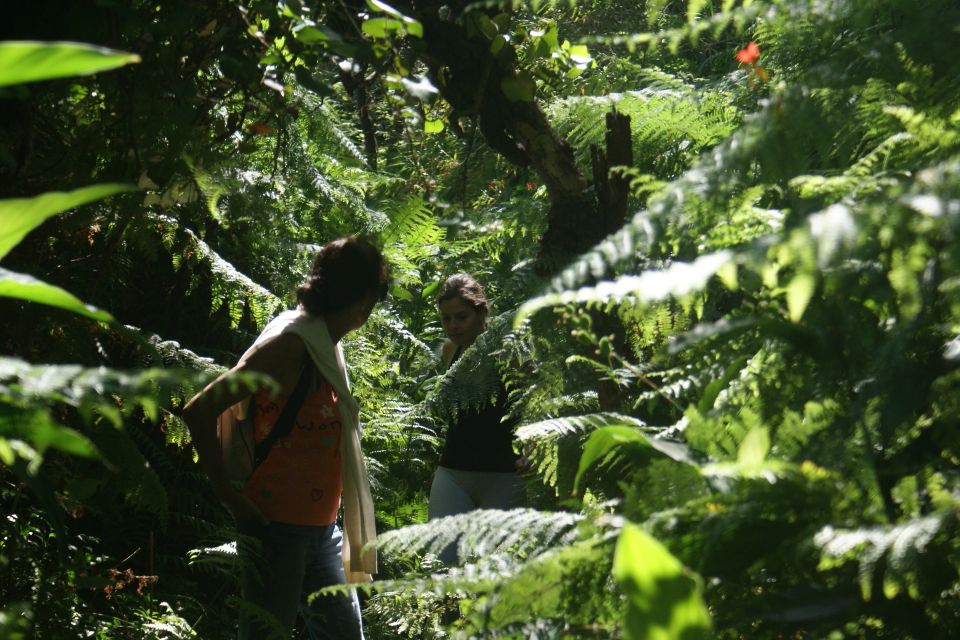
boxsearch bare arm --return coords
[182,333,306,523]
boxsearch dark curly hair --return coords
[296,237,390,316]
[436,273,489,314]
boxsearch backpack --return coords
[217,360,316,483]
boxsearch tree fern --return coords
[342,514,617,638]
[815,509,959,602]
[300,92,368,165]
[516,412,646,491]
[145,214,284,330]
[378,508,583,561]
[466,533,620,635]
[379,195,446,292]
[549,78,738,178]
[421,313,516,421]
[0,357,214,428]
[579,1,764,54]
[517,251,732,323]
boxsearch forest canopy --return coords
[2,0,960,638]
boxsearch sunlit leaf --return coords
[786,273,815,322]
[0,268,113,322]
[364,0,423,37]
[737,426,770,466]
[294,26,327,43]
[0,438,14,465]
[362,17,402,38]
[424,119,445,133]
[390,284,414,301]
[0,183,134,259]
[0,41,139,87]
[613,524,712,640]
[567,44,592,65]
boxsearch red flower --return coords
[525,181,537,191]
[246,122,275,135]
[736,42,760,65]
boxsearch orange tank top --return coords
[243,376,343,526]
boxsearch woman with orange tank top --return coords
[183,237,389,640]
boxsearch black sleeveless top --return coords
[438,346,518,472]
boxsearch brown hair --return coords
[297,237,390,315]
[437,273,489,314]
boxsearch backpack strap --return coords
[252,358,316,469]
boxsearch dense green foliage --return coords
[2,0,960,638]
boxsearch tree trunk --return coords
[591,107,633,238]
[339,68,379,170]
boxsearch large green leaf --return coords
[613,524,712,640]
[0,268,113,322]
[365,0,423,37]
[575,425,692,493]
[0,183,134,259]
[0,41,140,87]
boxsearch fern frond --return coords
[518,392,600,420]
[550,80,738,177]
[579,2,764,54]
[815,510,957,601]
[845,132,915,179]
[517,251,732,325]
[370,309,436,364]
[516,412,646,446]
[0,357,214,426]
[545,213,657,295]
[85,421,170,519]
[381,196,445,263]
[301,95,367,164]
[463,0,577,14]
[422,313,516,420]
[147,214,284,330]
[345,553,520,600]
[184,155,227,225]
[378,507,583,560]
[139,601,199,640]
[350,532,618,637]
[120,325,222,371]
[516,413,646,489]
[462,533,620,634]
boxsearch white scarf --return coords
[240,308,377,582]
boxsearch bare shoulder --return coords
[237,333,306,391]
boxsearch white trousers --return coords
[428,466,526,564]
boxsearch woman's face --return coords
[439,297,487,348]
[349,291,378,331]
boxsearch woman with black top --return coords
[428,274,526,563]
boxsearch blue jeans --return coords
[238,522,364,640]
